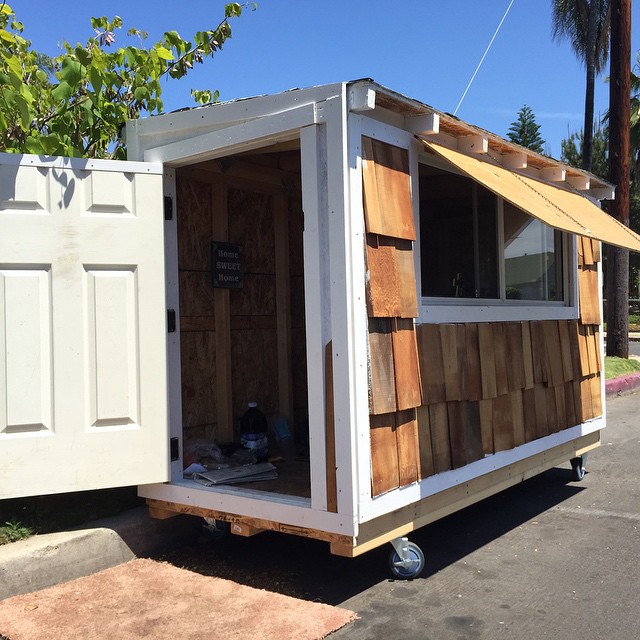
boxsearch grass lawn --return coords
[604,355,640,380]
[604,314,640,332]
[0,487,143,546]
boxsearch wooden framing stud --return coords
[501,151,528,170]
[567,175,591,191]
[349,86,376,112]
[230,521,265,537]
[405,113,440,135]
[540,166,566,182]
[586,187,616,201]
[457,135,488,154]
[147,504,180,520]
[424,131,457,150]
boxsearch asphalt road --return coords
[162,392,640,640]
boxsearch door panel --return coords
[0,155,168,498]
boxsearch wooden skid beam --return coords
[145,498,350,545]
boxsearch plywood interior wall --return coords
[363,140,604,497]
[176,147,307,444]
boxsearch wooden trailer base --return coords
[147,431,599,558]
[332,430,600,557]
[146,498,351,546]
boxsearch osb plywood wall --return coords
[361,137,603,497]
[176,154,306,443]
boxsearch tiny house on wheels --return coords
[2,80,639,579]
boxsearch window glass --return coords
[419,162,564,303]
[420,166,497,298]
[476,187,499,299]
[503,202,564,301]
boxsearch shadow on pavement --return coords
[158,466,585,606]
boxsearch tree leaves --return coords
[154,46,174,61]
[0,2,253,158]
[506,105,545,154]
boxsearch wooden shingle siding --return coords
[370,412,400,496]
[579,265,600,324]
[392,319,423,410]
[417,323,446,403]
[364,138,603,496]
[577,236,601,324]
[361,137,416,241]
[364,138,424,495]
[368,318,397,415]
[370,318,603,493]
[416,406,435,478]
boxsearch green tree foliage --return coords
[551,0,611,171]
[0,2,254,159]
[561,123,639,228]
[562,116,640,295]
[560,124,609,179]
[507,105,545,153]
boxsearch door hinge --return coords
[164,196,173,221]
[167,308,176,333]
[170,437,180,461]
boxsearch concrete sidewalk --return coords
[0,506,201,600]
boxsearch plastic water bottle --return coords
[240,402,269,463]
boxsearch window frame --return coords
[416,150,578,324]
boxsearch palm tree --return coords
[551,0,611,172]
[630,54,640,183]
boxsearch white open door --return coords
[0,154,169,498]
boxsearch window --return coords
[503,201,564,301]
[419,162,565,303]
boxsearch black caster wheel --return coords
[388,538,425,580]
[201,517,230,540]
[570,455,587,481]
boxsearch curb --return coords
[0,506,201,600]
[605,373,640,398]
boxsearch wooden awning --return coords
[421,139,640,252]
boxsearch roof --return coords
[349,79,613,196]
[129,79,613,196]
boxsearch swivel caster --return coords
[388,537,425,580]
[201,517,230,540]
[570,455,587,481]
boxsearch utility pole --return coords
[606,0,631,358]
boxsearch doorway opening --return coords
[175,140,309,498]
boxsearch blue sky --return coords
[12,0,640,159]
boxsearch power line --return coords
[453,0,516,116]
